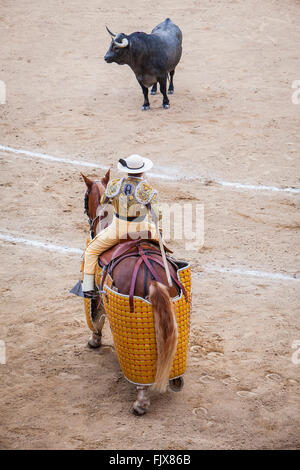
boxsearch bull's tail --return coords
[149,281,178,393]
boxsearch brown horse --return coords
[81,171,184,414]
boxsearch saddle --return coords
[98,231,171,266]
[97,231,187,312]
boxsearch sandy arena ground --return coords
[0,0,300,450]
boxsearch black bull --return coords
[104,18,182,110]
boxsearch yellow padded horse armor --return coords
[83,259,191,386]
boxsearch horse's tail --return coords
[149,281,178,393]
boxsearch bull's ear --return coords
[102,168,111,187]
[81,172,93,188]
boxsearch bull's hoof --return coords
[168,89,174,95]
[163,103,170,109]
[142,105,150,111]
[150,90,156,95]
[88,332,102,349]
[169,376,184,392]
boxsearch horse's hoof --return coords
[132,403,147,416]
[142,105,150,111]
[150,90,156,95]
[169,376,184,392]
[163,103,170,109]
[88,333,102,349]
[168,90,174,95]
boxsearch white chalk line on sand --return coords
[214,179,300,194]
[0,233,82,255]
[0,232,299,283]
[0,145,175,181]
[1,144,300,194]
[198,265,299,282]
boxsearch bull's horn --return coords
[114,37,128,48]
[106,26,116,37]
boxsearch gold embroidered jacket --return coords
[100,177,160,221]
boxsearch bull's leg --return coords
[138,81,150,111]
[168,70,175,94]
[150,83,157,95]
[158,75,170,109]
[132,386,151,416]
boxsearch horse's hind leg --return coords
[132,386,150,416]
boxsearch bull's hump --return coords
[153,18,173,30]
[151,18,181,36]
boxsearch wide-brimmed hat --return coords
[117,154,153,174]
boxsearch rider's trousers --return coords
[82,216,158,290]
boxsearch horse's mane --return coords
[84,187,90,217]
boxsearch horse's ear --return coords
[102,168,111,187]
[81,172,93,188]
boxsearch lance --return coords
[147,203,173,288]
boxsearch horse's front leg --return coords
[132,386,151,416]
[88,299,106,349]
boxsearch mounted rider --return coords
[82,154,161,296]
